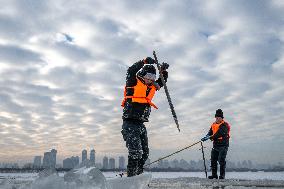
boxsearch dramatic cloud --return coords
[0,0,283,165]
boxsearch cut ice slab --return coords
[18,167,151,189]
[107,173,152,189]
[64,166,108,188]
[64,166,152,189]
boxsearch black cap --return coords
[144,57,155,64]
[215,109,224,118]
[140,64,156,76]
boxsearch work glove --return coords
[201,134,210,142]
[161,62,169,70]
[144,57,155,64]
[153,82,161,91]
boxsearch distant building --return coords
[118,156,125,169]
[42,152,51,168]
[248,160,253,169]
[242,160,248,168]
[82,149,87,163]
[90,149,95,165]
[227,160,236,169]
[42,149,57,168]
[237,161,242,168]
[145,158,151,168]
[163,160,170,168]
[157,159,168,168]
[109,158,115,169]
[171,159,179,168]
[157,159,164,168]
[63,156,79,169]
[103,156,109,169]
[179,159,190,169]
[33,156,42,168]
[95,163,103,169]
[0,163,19,169]
[197,160,204,170]
[23,163,33,169]
[51,149,57,167]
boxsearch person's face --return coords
[215,117,223,123]
[144,77,154,85]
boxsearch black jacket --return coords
[122,60,168,122]
[207,122,230,147]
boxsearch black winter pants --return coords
[211,146,228,177]
[121,120,149,176]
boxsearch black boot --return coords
[219,164,226,179]
[137,158,146,175]
[127,158,138,177]
[136,166,143,175]
[208,163,218,179]
[208,175,218,179]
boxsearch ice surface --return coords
[107,173,151,189]
[149,171,284,180]
[1,171,284,189]
[0,167,108,189]
[150,177,284,189]
[0,167,151,189]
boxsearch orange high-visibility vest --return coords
[121,78,158,109]
[211,120,230,140]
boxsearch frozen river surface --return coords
[0,171,284,189]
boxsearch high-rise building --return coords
[51,149,57,167]
[63,158,71,169]
[63,156,79,169]
[33,156,42,168]
[90,149,95,165]
[118,156,125,169]
[42,149,57,168]
[103,156,108,169]
[82,149,87,163]
[42,152,51,168]
[109,158,115,169]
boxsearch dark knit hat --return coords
[140,64,156,76]
[143,57,155,64]
[215,109,224,118]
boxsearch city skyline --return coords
[1,156,281,171]
[1,147,282,171]
[0,1,284,165]
[2,140,283,165]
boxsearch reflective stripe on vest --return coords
[211,120,230,140]
[121,78,158,109]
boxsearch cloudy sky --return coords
[0,0,284,165]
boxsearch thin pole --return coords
[153,51,180,132]
[200,142,207,178]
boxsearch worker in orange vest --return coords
[121,57,169,177]
[201,109,231,179]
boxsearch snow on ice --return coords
[1,167,284,189]
[0,167,151,189]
